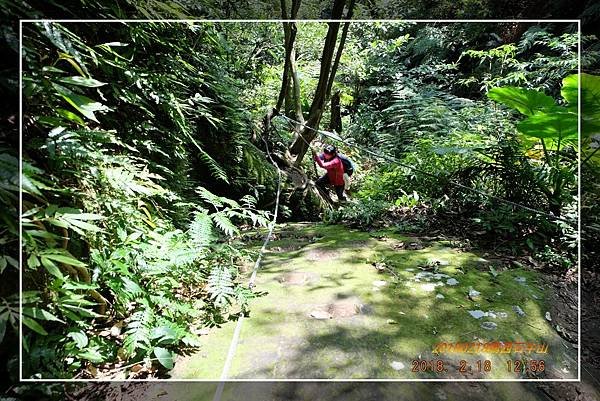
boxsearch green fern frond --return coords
[206,265,235,307]
[189,210,215,248]
[123,305,154,356]
[211,212,239,237]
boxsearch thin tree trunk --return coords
[325,3,355,97]
[275,0,301,112]
[289,0,354,166]
[329,90,342,133]
[289,42,304,129]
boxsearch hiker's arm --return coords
[316,157,340,168]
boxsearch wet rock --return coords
[469,310,486,319]
[468,287,481,299]
[481,321,497,330]
[327,297,369,318]
[512,305,526,317]
[435,388,448,400]
[373,262,387,273]
[305,248,339,261]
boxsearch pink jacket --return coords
[314,154,345,186]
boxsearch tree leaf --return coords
[40,257,64,279]
[22,306,65,323]
[67,331,89,348]
[40,250,87,268]
[150,326,178,344]
[58,76,107,87]
[153,346,174,369]
[52,83,107,123]
[77,348,104,363]
[22,316,48,335]
[487,87,555,116]
[517,111,578,141]
[561,74,578,106]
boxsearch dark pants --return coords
[316,173,346,201]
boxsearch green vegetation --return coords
[1,14,597,389]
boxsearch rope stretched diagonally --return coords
[277,114,578,227]
[212,134,283,401]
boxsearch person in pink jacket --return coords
[312,144,346,201]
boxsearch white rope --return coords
[212,134,283,401]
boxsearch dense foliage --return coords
[17,22,278,378]
[1,16,598,385]
[328,24,591,266]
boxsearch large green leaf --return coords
[516,110,578,141]
[153,346,174,369]
[487,87,556,116]
[52,83,107,123]
[40,249,87,268]
[150,326,178,344]
[22,307,65,323]
[22,316,48,335]
[561,74,578,106]
[67,331,89,348]
[58,76,107,87]
[581,73,600,139]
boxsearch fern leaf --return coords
[211,212,239,237]
[206,265,234,307]
[189,210,215,248]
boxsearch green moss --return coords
[171,223,575,380]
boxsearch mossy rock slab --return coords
[170,223,577,380]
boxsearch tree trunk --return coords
[275,0,301,112]
[289,0,354,166]
[289,42,304,130]
[329,90,342,133]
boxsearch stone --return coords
[446,278,459,286]
[545,312,552,321]
[390,361,405,370]
[327,298,368,318]
[436,294,445,299]
[481,321,497,330]
[373,280,387,287]
[468,310,486,319]
[512,305,526,317]
[514,276,527,284]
